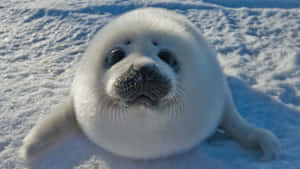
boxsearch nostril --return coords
[135,64,161,82]
[139,64,157,75]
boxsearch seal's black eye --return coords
[105,48,126,67]
[152,41,158,46]
[158,50,180,72]
[125,40,131,45]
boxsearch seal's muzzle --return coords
[114,64,171,106]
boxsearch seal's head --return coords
[104,37,179,108]
[73,8,224,159]
[104,36,180,108]
[77,8,194,112]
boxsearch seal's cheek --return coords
[156,62,179,100]
[104,72,120,98]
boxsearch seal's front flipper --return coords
[220,100,280,160]
[20,98,80,162]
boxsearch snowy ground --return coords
[1,0,300,169]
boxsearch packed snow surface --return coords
[1,0,300,169]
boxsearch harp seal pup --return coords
[20,8,280,161]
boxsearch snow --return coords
[1,0,300,169]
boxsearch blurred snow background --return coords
[0,0,300,168]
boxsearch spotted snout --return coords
[114,63,171,106]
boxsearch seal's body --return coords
[21,8,280,161]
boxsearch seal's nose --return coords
[134,64,159,81]
[115,62,171,105]
[139,64,156,74]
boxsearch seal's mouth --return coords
[126,94,158,107]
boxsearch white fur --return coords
[72,8,280,160]
[72,8,223,159]
[21,8,280,162]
